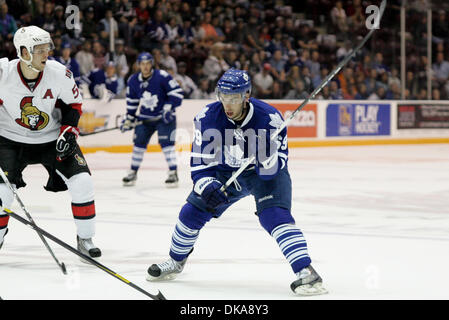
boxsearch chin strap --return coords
[26,63,42,74]
[19,54,41,73]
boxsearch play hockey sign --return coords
[326,103,391,136]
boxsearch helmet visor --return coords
[31,42,55,55]
[217,92,245,105]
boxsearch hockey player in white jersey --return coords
[0,26,101,258]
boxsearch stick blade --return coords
[155,291,167,300]
[61,262,68,275]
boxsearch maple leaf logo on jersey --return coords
[224,144,245,168]
[15,97,49,131]
[141,91,159,111]
[268,113,284,129]
[195,107,209,121]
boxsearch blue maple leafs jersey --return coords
[82,68,119,98]
[126,69,183,119]
[191,97,288,183]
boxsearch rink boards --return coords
[77,99,449,153]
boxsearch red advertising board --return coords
[272,103,317,138]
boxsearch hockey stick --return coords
[79,116,162,136]
[0,166,67,275]
[3,208,166,300]
[220,0,387,192]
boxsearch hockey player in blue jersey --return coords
[146,69,327,296]
[55,43,81,86]
[120,52,183,187]
[82,61,119,101]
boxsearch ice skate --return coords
[147,257,187,281]
[77,235,102,258]
[122,170,137,186]
[165,170,178,188]
[290,265,328,296]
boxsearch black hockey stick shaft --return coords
[221,0,387,192]
[79,116,162,136]
[3,208,166,300]
[0,167,67,275]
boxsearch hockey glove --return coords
[162,104,175,124]
[195,177,229,209]
[120,114,136,132]
[56,125,79,161]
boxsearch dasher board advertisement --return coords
[272,103,318,138]
[398,103,449,129]
[326,103,391,137]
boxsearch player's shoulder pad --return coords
[194,101,221,124]
[250,97,280,114]
[158,69,169,78]
[45,60,74,81]
[127,72,140,85]
[250,97,285,128]
[251,98,283,117]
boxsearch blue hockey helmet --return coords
[216,69,251,120]
[137,52,154,64]
[216,68,251,99]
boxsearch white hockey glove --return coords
[162,104,175,124]
[120,114,136,132]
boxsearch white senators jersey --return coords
[0,58,82,144]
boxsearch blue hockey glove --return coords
[56,125,79,161]
[162,104,175,124]
[120,114,136,132]
[195,178,229,209]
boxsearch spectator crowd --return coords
[1,0,449,100]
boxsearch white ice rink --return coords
[1,144,448,300]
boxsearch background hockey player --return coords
[54,42,81,86]
[0,26,101,258]
[81,61,119,101]
[120,52,183,187]
[146,68,327,296]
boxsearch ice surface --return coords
[1,144,448,300]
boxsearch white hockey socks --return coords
[57,171,96,239]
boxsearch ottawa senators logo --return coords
[74,154,87,166]
[15,97,49,130]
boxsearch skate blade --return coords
[78,250,102,264]
[123,181,136,187]
[146,273,179,282]
[165,182,178,188]
[294,283,328,296]
[79,256,101,265]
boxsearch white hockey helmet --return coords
[13,26,54,69]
